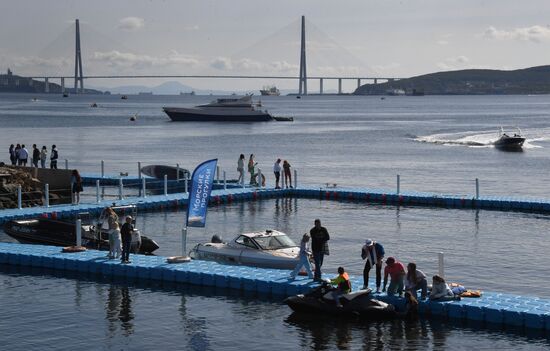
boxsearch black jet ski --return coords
[284,281,395,319]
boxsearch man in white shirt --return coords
[18,144,29,166]
[273,158,282,189]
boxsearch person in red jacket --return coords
[382,257,406,297]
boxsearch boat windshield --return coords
[252,235,297,250]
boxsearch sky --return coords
[1,0,550,91]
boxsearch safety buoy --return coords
[167,256,191,264]
[62,245,87,253]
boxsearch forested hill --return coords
[354,65,550,95]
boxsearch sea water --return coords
[1,93,550,350]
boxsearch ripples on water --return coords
[2,94,550,349]
[1,266,549,351]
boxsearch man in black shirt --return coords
[121,216,134,263]
[310,219,330,280]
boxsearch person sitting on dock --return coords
[330,266,352,308]
[429,275,459,301]
[120,216,134,264]
[382,257,406,297]
[289,233,314,280]
[405,262,428,300]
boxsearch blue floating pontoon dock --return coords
[3,172,550,330]
[0,241,549,330]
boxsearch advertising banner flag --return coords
[186,159,218,228]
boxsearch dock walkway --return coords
[1,242,549,330]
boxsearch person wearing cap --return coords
[310,219,330,280]
[382,257,406,297]
[361,239,385,292]
[120,216,134,263]
[289,233,314,280]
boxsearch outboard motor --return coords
[211,234,223,243]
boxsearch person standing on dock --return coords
[290,233,314,279]
[9,144,16,166]
[50,145,58,169]
[14,144,21,165]
[361,239,385,292]
[120,216,134,264]
[104,207,120,259]
[273,158,282,189]
[310,219,330,281]
[18,144,28,166]
[71,170,83,205]
[32,144,40,168]
[248,154,257,185]
[40,146,47,168]
[237,154,245,185]
[283,160,292,188]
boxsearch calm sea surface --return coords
[1,93,550,350]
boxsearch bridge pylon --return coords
[298,16,307,95]
[74,19,84,93]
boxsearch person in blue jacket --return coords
[361,239,385,292]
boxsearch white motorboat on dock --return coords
[190,229,300,269]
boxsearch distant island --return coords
[354,65,550,95]
[0,69,103,94]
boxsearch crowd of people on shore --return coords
[237,154,294,189]
[8,144,59,169]
[291,219,462,307]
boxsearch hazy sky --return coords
[1,0,550,90]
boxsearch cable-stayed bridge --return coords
[11,17,402,94]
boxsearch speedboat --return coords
[163,95,293,122]
[140,164,190,180]
[284,281,395,319]
[494,127,525,150]
[189,229,300,269]
[3,205,159,254]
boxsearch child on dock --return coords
[289,233,313,280]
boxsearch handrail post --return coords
[184,174,188,193]
[294,169,298,188]
[223,171,227,190]
[101,160,104,178]
[96,180,100,203]
[217,165,220,184]
[176,163,180,182]
[397,174,400,195]
[118,178,123,200]
[438,252,444,278]
[164,174,168,196]
[76,219,82,247]
[475,178,479,199]
[17,185,22,209]
[142,178,147,198]
[65,159,68,170]
[138,162,141,180]
[45,183,49,208]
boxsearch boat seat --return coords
[323,288,371,301]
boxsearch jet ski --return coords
[284,281,395,319]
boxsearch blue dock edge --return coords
[1,242,549,331]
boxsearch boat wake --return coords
[414,129,542,149]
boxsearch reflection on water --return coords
[106,285,134,337]
[0,265,549,350]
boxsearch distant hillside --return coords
[0,69,102,94]
[354,65,550,95]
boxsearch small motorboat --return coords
[3,205,159,254]
[284,281,395,319]
[140,164,190,180]
[189,230,300,269]
[494,127,525,150]
[121,95,128,100]
[90,102,98,108]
